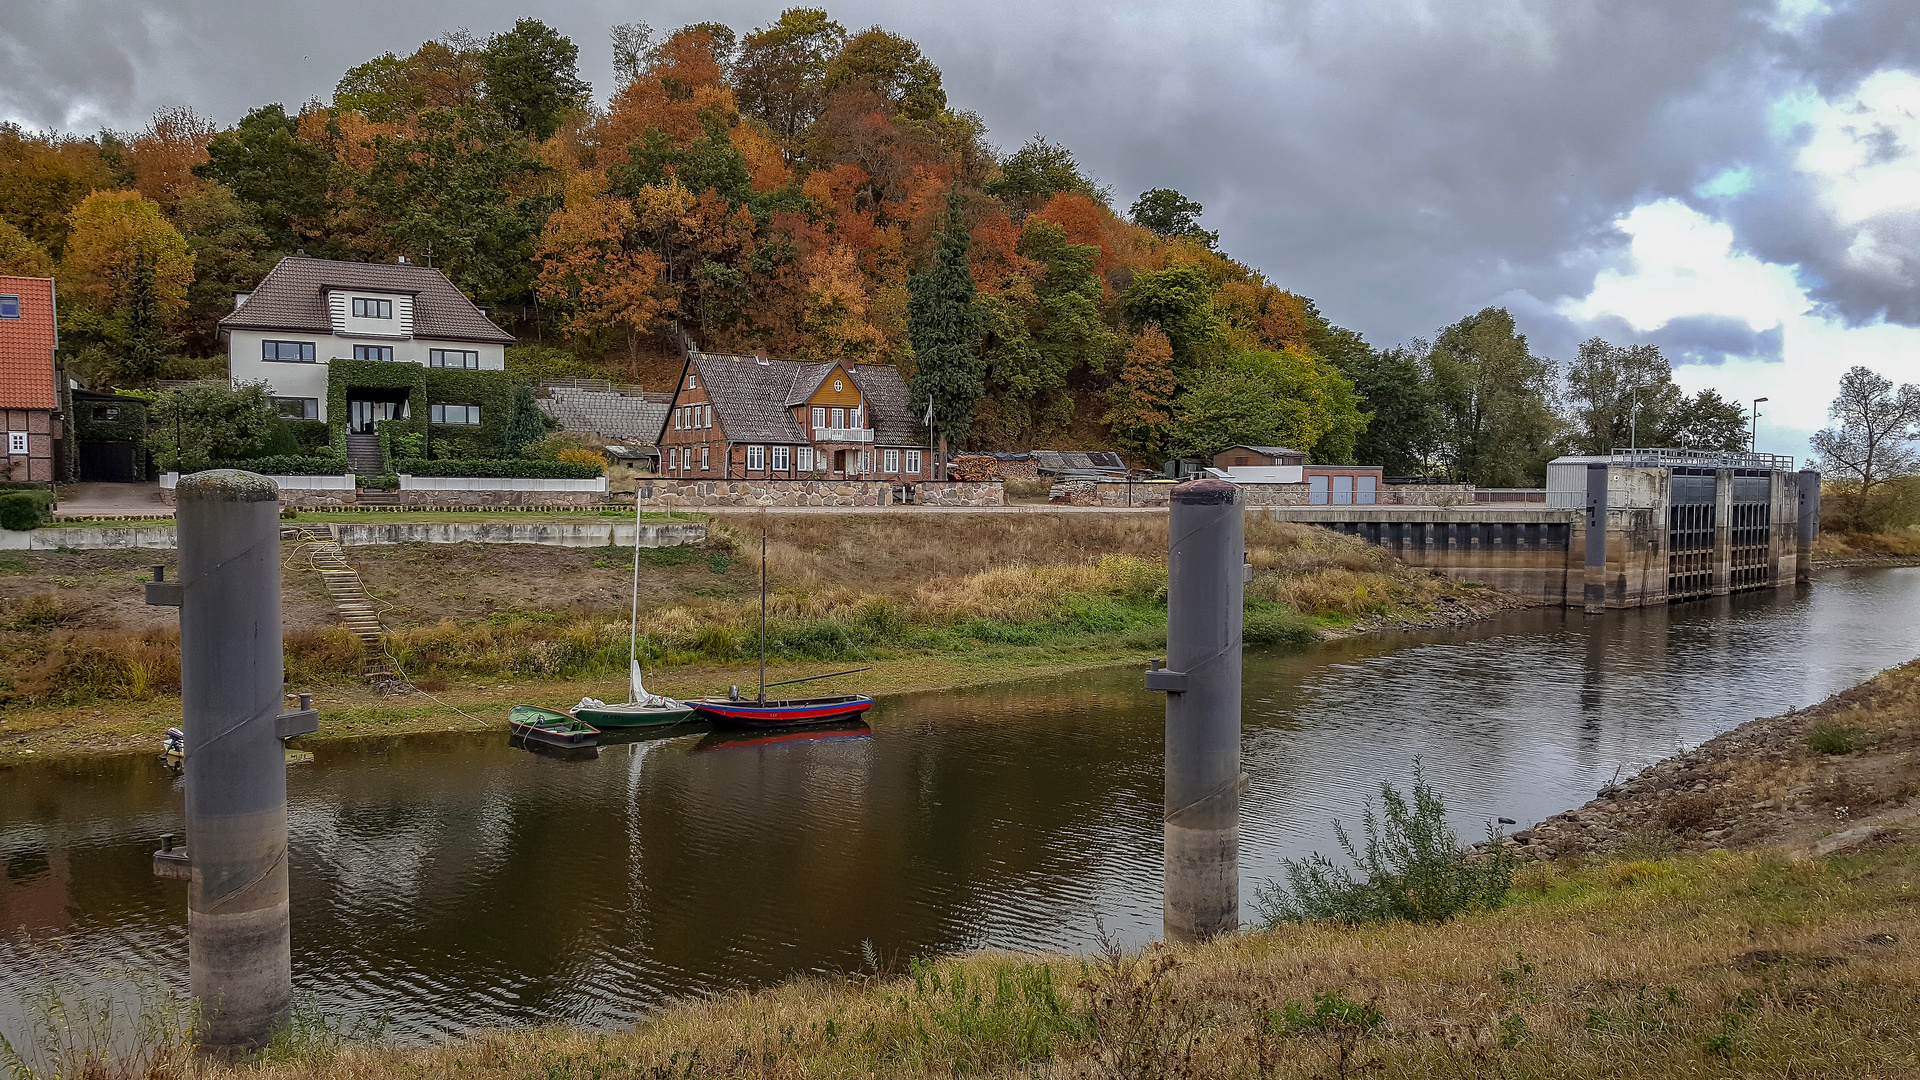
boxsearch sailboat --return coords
[689,517,874,729]
[569,503,697,729]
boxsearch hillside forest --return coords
[0,11,1759,481]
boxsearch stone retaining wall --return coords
[637,478,1004,508]
[3,520,706,551]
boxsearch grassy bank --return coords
[19,664,1920,1080]
[0,513,1527,762]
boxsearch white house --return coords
[219,256,517,430]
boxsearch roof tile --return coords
[0,276,58,411]
[218,256,515,344]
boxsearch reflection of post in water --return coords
[1148,478,1245,944]
[1578,612,1607,716]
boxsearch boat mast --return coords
[758,518,768,704]
[629,499,642,703]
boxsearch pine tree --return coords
[908,188,984,449]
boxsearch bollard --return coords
[1796,470,1821,585]
[1148,477,1244,943]
[174,471,293,1052]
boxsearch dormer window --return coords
[352,298,393,319]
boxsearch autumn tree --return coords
[534,174,673,371]
[825,28,946,120]
[0,220,54,276]
[734,9,846,163]
[1105,326,1178,464]
[1564,337,1683,453]
[481,19,590,139]
[908,188,983,449]
[128,106,216,208]
[0,124,120,255]
[59,190,192,316]
[1120,264,1217,366]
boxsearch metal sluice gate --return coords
[1666,469,1776,602]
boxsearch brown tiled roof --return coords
[539,387,669,441]
[0,276,58,410]
[683,352,921,445]
[217,256,516,344]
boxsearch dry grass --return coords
[123,835,1920,1080]
[1814,526,1920,562]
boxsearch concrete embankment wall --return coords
[637,478,1004,507]
[3,521,706,551]
[1257,505,1584,605]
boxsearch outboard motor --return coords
[162,726,185,762]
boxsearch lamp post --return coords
[1751,397,1768,453]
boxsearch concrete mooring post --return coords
[1147,477,1244,943]
[148,471,305,1052]
[1796,470,1821,585]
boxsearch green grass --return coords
[1805,719,1874,754]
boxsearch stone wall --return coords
[637,478,1004,508]
[1051,480,1174,507]
[387,489,611,509]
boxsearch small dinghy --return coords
[508,704,600,749]
[571,504,696,729]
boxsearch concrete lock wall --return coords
[636,478,1005,508]
[1267,464,1814,609]
[1049,481,1479,508]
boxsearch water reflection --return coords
[4,566,1919,1044]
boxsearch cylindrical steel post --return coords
[1582,463,1609,614]
[1796,469,1821,585]
[178,471,290,1052]
[1161,478,1243,943]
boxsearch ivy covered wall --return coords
[324,359,530,459]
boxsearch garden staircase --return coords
[284,525,396,683]
[345,434,384,478]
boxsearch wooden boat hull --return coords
[571,701,697,728]
[689,695,874,729]
[508,704,601,748]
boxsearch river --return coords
[4,565,1919,1044]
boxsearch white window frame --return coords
[906,449,922,475]
[701,444,710,470]
[702,404,711,428]
[831,407,845,429]
[669,447,679,472]
[797,446,813,472]
[851,406,864,429]
[688,373,698,389]
[883,448,900,473]
[812,406,826,430]
[747,445,766,471]
[772,445,790,471]
[7,432,27,455]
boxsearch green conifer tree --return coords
[908,188,983,450]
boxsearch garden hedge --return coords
[0,490,54,531]
[393,458,602,479]
[203,457,353,476]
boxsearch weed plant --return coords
[1805,719,1873,754]
[1254,765,1518,925]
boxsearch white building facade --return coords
[220,257,515,427]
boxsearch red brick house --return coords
[657,351,928,480]
[0,276,62,483]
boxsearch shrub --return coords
[391,458,602,479]
[204,457,351,476]
[554,446,610,470]
[0,490,53,530]
[1806,719,1874,755]
[520,431,606,460]
[1254,764,1517,925]
[146,380,289,470]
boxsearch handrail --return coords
[1608,447,1795,470]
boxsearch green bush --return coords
[392,458,602,479]
[1806,720,1873,755]
[204,457,353,476]
[0,490,53,530]
[504,345,606,380]
[1245,603,1319,646]
[1253,764,1518,925]
[146,380,289,471]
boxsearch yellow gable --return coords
[807,366,863,408]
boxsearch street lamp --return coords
[1750,397,1768,453]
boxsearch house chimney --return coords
[396,255,410,265]
[755,348,768,364]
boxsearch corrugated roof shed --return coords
[218,256,516,344]
[539,388,670,441]
[0,276,58,410]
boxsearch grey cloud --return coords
[2,0,1916,357]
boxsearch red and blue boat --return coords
[694,523,875,730]
[689,692,873,729]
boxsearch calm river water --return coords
[5,565,1920,1043]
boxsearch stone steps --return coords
[297,534,396,684]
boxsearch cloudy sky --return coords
[4,0,1917,459]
